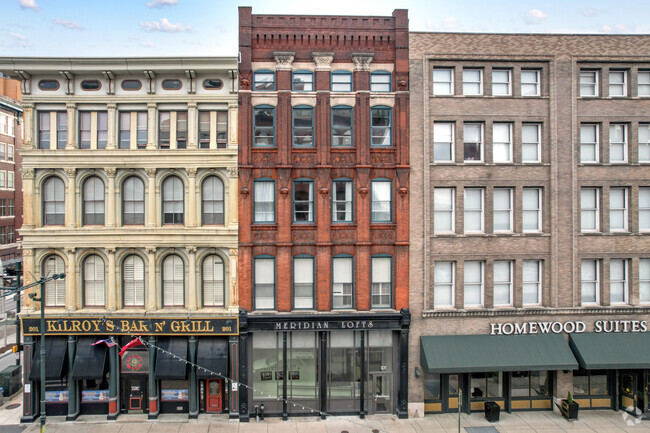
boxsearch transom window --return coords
[202,176,224,225]
[292,107,314,147]
[292,71,313,91]
[123,255,145,307]
[83,176,105,225]
[43,176,65,225]
[370,72,391,92]
[83,255,105,307]
[254,70,275,91]
[293,180,314,223]
[162,176,184,225]
[43,255,65,307]
[370,107,392,146]
[122,176,145,225]
[331,71,352,92]
[332,107,353,147]
[162,254,184,307]
[202,255,225,307]
[253,106,275,147]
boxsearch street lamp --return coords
[27,272,65,433]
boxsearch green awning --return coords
[569,333,650,370]
[420,334,578,373]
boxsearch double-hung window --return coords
[122,176,145,225]
[522,123,541,163]
[493,188,513,232]
[580,70,598,97]
[43,177,65,225]
[434,261,455,308]
[79,112,107,149]
[162,176,184,225]
[292,107,314,147]
[43,255,66,306]
[610,259,628,304]
[580,124,599,163]
[79,112,91,149]
[640,259,650,304]
[332,180,353,222]
[254,70,275,91]
[202,176,224,225]
[433,122,454,162]
[202,255,225,308]
[464,188,484,233]
[38,112,51,149]
[492,123,512,163]
[640,188,650,232]
[83,176,105,225]
[293,180,314,223]
[639,124,650,163]
[162,254,184,307]
[609,187,628,232]
[293,256,314,309]
[464,261,484,307]
[292,71,313,91]
[433,68,454,95]
[523,188,542,232]
[609,123,627,163]
[120,112,148,149]
[609,70,627,97]
[253,106,275,147]
[254,257,275,310]
[370,107,392,146]
[581,259,599,305]
[332,107,353,147]
[522,260,542,305]
[331,71,352,92]
[123,255,145,307]
[463,123,483,162]
[493,261,513,306]
[639,71,650,97]
[83,255,105,307]
[254,180,275,223]
[371,180,392,222]
[158,111,187,149]
[433,187,454,233]
[580,188,599,232]
[462,69,482,95]
[371,256,392,308]
[370,72,391,92]
[492,69,511,96]
[332,256,353,309]
[119,112,131,149]
[521,70,540,96]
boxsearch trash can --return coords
[0,365,21,396]
[484,401,500,422]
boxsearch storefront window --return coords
[574,370,609,395]
[511,371,550,397]
[531,371,550,397]
[424,373,441,400]
[81,379,109,402]
[160,380,189,402]
[287,332,318,400]
[368,331,393,373]
[471,372,502,399]
[328,331,361,400]
[252,333,282,400]
[449,375,459,396]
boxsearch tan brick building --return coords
[409,33,650,418]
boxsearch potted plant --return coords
[561,391,579,420]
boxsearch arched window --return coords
[162,176,184,224]
[202,255,225,307]
[162,254,184,307]
[123,255,145,307]
[43,255,65,306]
[43,177,65,225]
[83,176,105,225]
[122,176,145,225]
[83,254,105,307]
[202,176,224,225]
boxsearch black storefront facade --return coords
[238,310,410,421]
[20,316,239,422]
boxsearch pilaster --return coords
[65,168,77,227]
[187,168,197,227]
[188,246,197,310]
[146,247,157,310]
[146,168,157,227]
[65,102,76,149]
[106,103,117,149]
[106,168,116,227]
[65,247,77,310]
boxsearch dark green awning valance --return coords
[420,334,578,373]
[569,333,650,370]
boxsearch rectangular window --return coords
[580,124,599,163]
[332,257,353,309]
[332,180,352,222]
[293,257,314,309]
[57,112,67,149]
[609,187,628,232]
[7,172,14,189]
[79,112,91,149]
[371,180,391,222]
[521,69,540,96]
[492,69,511,96]
[216,111,228,148]
[97,112,108,149]
[581,188,599,232]
[462,69,482,95]
[493,188,513,232]
[38,112,50,149]
[158,111,170,148]
[331,72,352,92]
[523,260,542,305]
[434,261,455,308]
[332,107,353,147]
[464,188,484,233]
[293,180,314,222]
[464,123,483,162]
[610,259,628,304]
[0,171,5,188]
[137,112,147,148]
[640,259,650,304]
[433,68,454,95]
[119,112,131,149]
[198,111,210,149]
[609,123,627,163]
[292,107,313,147]
[254,257,275,310]
[0,199,6,216]
[7,225,14,244]
[254,107,275,147]
[493,261,513,306]
[0,144,5,160]
[580,70,598,97]
[609,70,627,97]
[292,72,313,91]
[639,124,650,163]
[581,259,599,305]
[433,187,455,233]
[370,107,392,146]
[176,111,188,149]
[370,72,391,92]
[492,123,512,163]
[433,122,454,162]
[7,145,13,162]
[464,261,484,307]
[371,256,392,308]
[0,115,5,135]
[640,188,650,232]
[639,71,650,97]
[8,198,14,216]
[254,181,275,223]
[523,188,542,232]
[254,71,275,91]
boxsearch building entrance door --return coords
[371,373,392,413]
[124,378,147,413]
[637,371,648,415]
[206,379,223,413]
[620,371,648,416]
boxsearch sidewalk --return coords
[1,391,649,433]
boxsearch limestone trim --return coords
[273,52,295,71]
[423,307,650,318]
[312,52,334,71]
[352,53,374,72]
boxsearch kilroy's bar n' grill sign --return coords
[21,316,239,336]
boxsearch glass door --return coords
[620,371,637,415]
[637,371,648,415]
[371,373,392,413]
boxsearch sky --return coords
[0,0,648,58]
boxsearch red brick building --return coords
[237,7,410,420]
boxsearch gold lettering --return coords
[170,321,180,333]
[106,320,114,332]
[138,320,149,333]
[204,321,214,332]
[46,320,58,332]
[181,321,190,333]
[82,321,92,332]
[91,320,101,332]
[71,321,82,332]
[121,320,131,333]
[155,321,165,332]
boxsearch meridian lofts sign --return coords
[490,319,648,336]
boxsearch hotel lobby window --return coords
[573,370,609,396]
[471,372,502,400]
[511,371,550,398]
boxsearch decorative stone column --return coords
[146,168,157,227]
[65,103,76,149]
[106,103,117,150]
[147,103,157,149]
[106,168,116,227]
[23,103,34,149]
[228,103,238,148]
[22,249,35,310]
[187,168,197,227]
[312,52,334,71]
[65,168,77,228]
[273,51,295,70]
[188,102,198,149]
[227,167,238,225]
[106,247,116,311]
[352,53,374,72]
[188,246,197,311]
[65,247,77,310]
[229,248,239,311]
[20,168,35,228]
[146,247,157,311]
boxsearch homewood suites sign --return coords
[490,319,648,336]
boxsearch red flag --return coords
[119,337,143,356]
